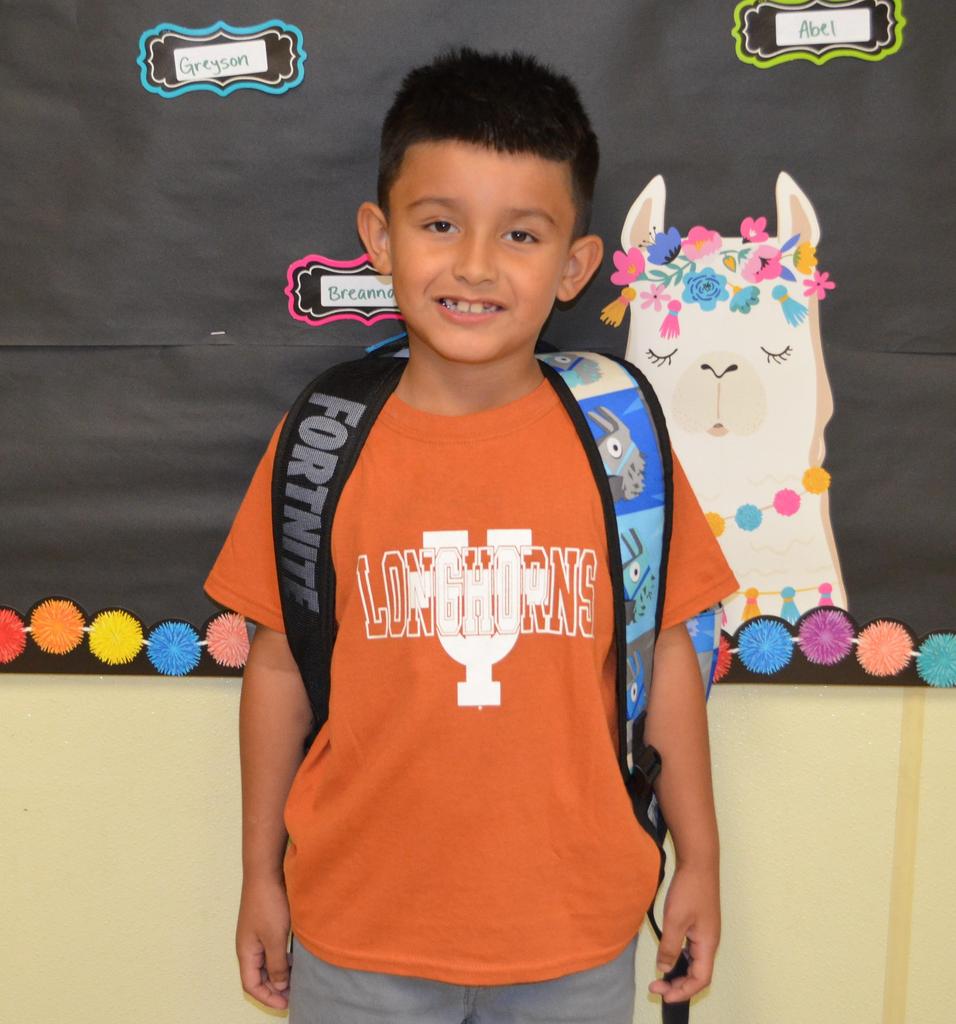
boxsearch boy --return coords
[206,48,737,1023]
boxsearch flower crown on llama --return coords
[601,215,836,339]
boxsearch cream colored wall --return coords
[2,676,953,1024]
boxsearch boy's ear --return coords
[556,233,604,303]
[356,202,392,274]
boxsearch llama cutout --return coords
[605,172,846,632]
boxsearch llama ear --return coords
[775,171,821,247]
[621,175,666,251]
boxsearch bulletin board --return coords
[1,1,953,686]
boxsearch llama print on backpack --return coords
[602,172,846,631]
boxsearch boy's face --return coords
[357,141,602,372]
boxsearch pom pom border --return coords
[916,632,956,688]
[737,617,794,675]
[88,609,145,666]
[30,598,87,655]
[797,608,855,666]
[0,597,953,689]
[147,620,203,677]
[0,608,28,664]
[855,619,914,678]
[205,612,251,669]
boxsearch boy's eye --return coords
[426,220,455,233]
[506,230,537,244]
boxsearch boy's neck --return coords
[394,345,544,416]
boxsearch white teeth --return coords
[441,298,499,314]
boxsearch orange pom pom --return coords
[802,467,831,494]
[31,599,86,655]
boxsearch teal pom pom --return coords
[738,618,793,674]
[916,633,956,687]
[735,504,763,531]
[147,621,201,676]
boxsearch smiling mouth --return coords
[438,297,502,314]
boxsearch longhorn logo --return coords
[412,529,545,707]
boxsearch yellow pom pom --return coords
[31,599,86,654]
[705,512,726,537]
[794,242,818,274]
[802,467,831,494]
[88,610,144,665]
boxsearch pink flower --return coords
[610,247,646,285]
[639,283,671,312]
[740,216,769,243]
[682,225,722,258]
[742,244,783,283]
[803,269,836,300]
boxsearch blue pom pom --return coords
[147,621,201,676]
[916,633,956,687]
[735,503,763,532]
[738,618,793,675]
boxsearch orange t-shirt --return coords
[206,376,737,985]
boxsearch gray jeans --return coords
[288,936,637,1024]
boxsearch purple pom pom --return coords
[798,608,855,666]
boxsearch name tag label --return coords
[139,21,306,97]
[320,275,397,309]
[173,40,268,82]
[775,9,871,45]
[733,0,906,69]
[287,255,405,327]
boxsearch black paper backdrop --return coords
[1,1,953,667]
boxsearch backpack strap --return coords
[271,355,404,729]
[538,351,673,766]
[540,351,721,1023]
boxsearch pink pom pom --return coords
[773,488,801,516]
[798,608,854,666]
[206,613,250,669]
[856,620,913,677]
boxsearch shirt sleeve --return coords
[660,452,739,630]
[204,417,287,633]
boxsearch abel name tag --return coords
[775,8,870,44]
[732,0,906,68]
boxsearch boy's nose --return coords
[453,235,497,286]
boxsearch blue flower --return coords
[729,285,760,314]
[647,227,682,265]
[681,268,729,312]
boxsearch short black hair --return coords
[378,48,599,236]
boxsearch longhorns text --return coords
[357,543,597,640]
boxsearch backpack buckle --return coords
[633,742,662,787]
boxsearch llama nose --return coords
[701,362,738,379]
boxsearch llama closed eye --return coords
[760,344,792,364]
[646,347,677,367]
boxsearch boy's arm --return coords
[236,625,314,1011]
[643,622,720,1004]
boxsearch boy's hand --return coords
[648,862,720,1003]
[237,876,292,1010]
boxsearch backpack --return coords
[271,347,721,1023]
